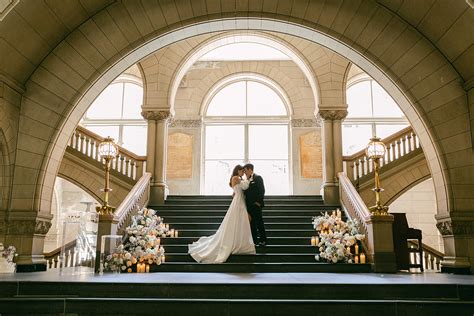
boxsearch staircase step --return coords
[163,244,318,254]
[153,262,371,273]
[166,195,324,200]
[153,204,333,210]
[156,210,339,217]
[162,215,315,223]
[160,237,315,246]
[177,229,314,238]
[165,253,318,263]
[169,223,314,230]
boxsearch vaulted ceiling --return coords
[0,0,472,91]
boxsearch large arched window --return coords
[203,77,290,195]
[343,78,408,155]
[81,77,147,155]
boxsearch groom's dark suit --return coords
[244,174,266,244]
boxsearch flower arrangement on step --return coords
[104,208,168,273]
[0,243,17,273]
[312,210,365,263]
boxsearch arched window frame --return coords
[343,76,409,155]
[200,74,293,195]
[81,75,147,155]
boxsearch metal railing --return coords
[69,126,146,181]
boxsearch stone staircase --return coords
[151,195,371,273]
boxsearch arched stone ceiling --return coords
[0,0,471,92]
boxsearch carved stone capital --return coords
[5,218,52,235]
[436,218,474,236]
[317,109,348,121]
[169,119,202,128]
[291,119,320,128]
[141,110,172,121]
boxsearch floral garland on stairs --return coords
[312,210,366,263]
[104,208,175,273]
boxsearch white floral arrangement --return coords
[312,210,365,263]
[0,243,17,263]
[104,208,167,273]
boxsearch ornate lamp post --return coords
[365,136,389,215]
[95,136,119,215]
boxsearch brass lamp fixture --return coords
[95,136,119,215]
[365,136,389,215]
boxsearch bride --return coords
[188,164,256,263]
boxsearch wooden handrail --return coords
[69,126,147,181]
[43,239,76,259]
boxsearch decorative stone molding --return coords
[169,119,202,128]
[141,110,172,121]
[317,109,348,121]
[5,219,52,235]
[291,119,320,128]
[436,218,474,236]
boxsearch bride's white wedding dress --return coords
[188,180,256,263]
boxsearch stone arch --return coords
[14,3,468,228]
[166,31,320,115]
[174,67,312,119]
[0,129,11,211]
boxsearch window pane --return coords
[83,125,120,143]
[251,160,289,195]
[122,83,143,119]
[247,81,287,116]
[347,81,372,117]
[206,82,246,116]
[376,124,408,139]
[204,160,243,195]
[342,124,372,155]
[87,83,123,119]
[122,125,147,155]
[372,81,404,117]
[249,125,288,159]
[205,125,244,159]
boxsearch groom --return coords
[243,163,267,246]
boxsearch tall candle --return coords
[161,254,166,263]
[360,253,366,264]
[170,229,175,237]
[355,244,359,255]
[175,230,179,238]
[311,237,316,246]
[315,237,319,245]
[145,264,150,273]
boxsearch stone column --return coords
[142,110,172,205]
[436,213,474,274]
[2,212,53,272]
[318,108,347,204]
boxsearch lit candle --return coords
[354,255,359,264]
[170,229,175,237]
[161,254,166,263]
[332,210,336,216]
[311,237,316,246]
[337,209,341,218]
[346,246,351,254]
[145,264,150,273]
[355,244,359,255]
[175,230,179,238]
[315,237,319,245]
[360,253,366,264]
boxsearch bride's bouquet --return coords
[312,211,365,263]
[104,208,167,273]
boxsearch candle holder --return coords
[95,136,119,215]
[365,136,389,215]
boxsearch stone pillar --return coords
[318,108,348,204]
[436,213,474,274]
[142,110,172,205]
[2,212,53,272]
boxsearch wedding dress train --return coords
[188,180,256,263]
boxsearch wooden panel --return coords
[167,132,193,179]
[300,131,322,179]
